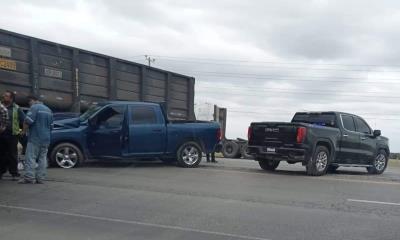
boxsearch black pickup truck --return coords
[247,112,390,176]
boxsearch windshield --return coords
[292,113,337,127]
[79,105,102,122]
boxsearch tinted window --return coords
[131,106,157,124]
[355,117,371,134]
[292,113,336,127]
[341,115,356,131]
[97,106,125,129]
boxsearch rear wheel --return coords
[176,142,202,168]
[50,143,83,169]
[258,158,280,171]
[241,144,253,159]
[367,150,388,174]
[307,146,330,176]
[222,141,240,158]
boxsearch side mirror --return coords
[373,130,381,137]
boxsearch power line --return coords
[154,66,400,84]
[194,72,400,83]
[198,82,399,95]
[195,74,399,85]
[196,86,400,99]
[196,89,400,103]
[226,109,400,116]
[147,55,400,68]
[153,56,400,72]
[228,110,400,121]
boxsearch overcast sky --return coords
[1,0,400,151]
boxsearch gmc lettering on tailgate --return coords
[265,128,279,133]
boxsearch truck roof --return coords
[99,101,161,107]
[295,111,354,116]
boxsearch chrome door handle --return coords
[361,137,367,140]
[343,134,348,137]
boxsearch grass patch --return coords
[389,159,400,167]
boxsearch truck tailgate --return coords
[249,122,301,147]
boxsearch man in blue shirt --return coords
[19,95,53,184]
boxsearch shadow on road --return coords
[259,168,369,177]
[200,162,372,177]
[80,160,175,169]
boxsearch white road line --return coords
[321,177,400,186]
[0,204,271,240]
[198,167,400,186]
[347,199,400,206]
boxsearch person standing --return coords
[206,152,217,163]
[0,102,8,180]
[19,95,53,184]
[0,91,25,180]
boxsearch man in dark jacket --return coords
[0,90,25,180]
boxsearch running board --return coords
[331,163,373,168]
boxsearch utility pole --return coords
[145,55,155,67]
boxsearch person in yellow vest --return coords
[0,91,25,180]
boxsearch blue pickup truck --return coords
[49,101,221,169]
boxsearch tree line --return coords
[390,153,400,159]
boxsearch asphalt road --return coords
[1,158,400,240]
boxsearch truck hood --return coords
[53,117,81,130]
[379,135,389,141]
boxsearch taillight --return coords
[248,127,252,141]
[296,127,307,143]
[217,128,222,141]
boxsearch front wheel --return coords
[258,158,280,171]
[176,142,202,168]
[367,150,388,174]
[307,146,330,176]
[50,143,83,169]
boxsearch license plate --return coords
[0,58,16,71]
[266,147,276,153]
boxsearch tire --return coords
[222,141,240,158]
[50,143,83,169]
[258,158,280,171]
[176,142,202,168]
[241,144,253,159]
[367,150,388,174]
[327,165,339,173]
[307,145,330,176]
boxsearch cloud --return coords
[1,0,399,151]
